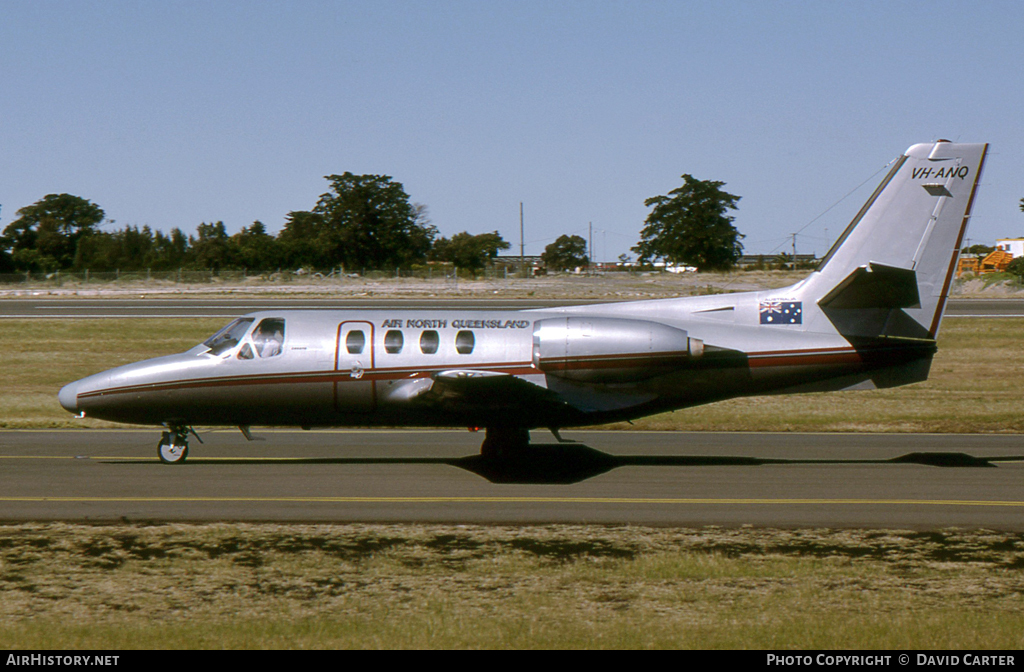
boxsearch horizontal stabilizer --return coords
[818,263,921,310]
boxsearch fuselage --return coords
[57,286,934,431]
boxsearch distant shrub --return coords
[1006,257,1024,280]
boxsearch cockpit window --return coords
[251,318,286,358]
[203,318,254,355]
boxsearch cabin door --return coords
[335,321,376,413]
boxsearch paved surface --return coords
[0,297,1020,318]
[0,297,590,317]
[2,430,1022,528]
[943,298,1024,316]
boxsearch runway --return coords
[0,297,1021,318]
[2,430,1022,528]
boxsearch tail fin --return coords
[803,140,988,340]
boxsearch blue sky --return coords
[2,0,1021,261]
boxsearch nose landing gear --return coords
[157,426,199,464]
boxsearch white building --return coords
[996,238,1024,258]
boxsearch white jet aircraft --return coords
[58,140,988,463]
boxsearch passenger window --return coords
[384,330,404,354]
[455,330,475,355]
[346,330,366,354]
[251,318,285,358]
[420,330,439,354]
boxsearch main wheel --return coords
[158,437,189,464]
[480,427,530,459]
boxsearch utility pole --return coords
[791,233,798,270]
[588,221,593,274]
[519,202,524,277]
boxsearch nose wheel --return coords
[158,430,190,464]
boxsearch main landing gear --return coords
[479,427,531,459]
[477,426,577,460]
[158,426,201,464]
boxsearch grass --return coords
[0,523,1022,649]
[5,317,1024,433]
[978,272,1022,289]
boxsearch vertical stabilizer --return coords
[803,141,987,340]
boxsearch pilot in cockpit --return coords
[262,328,283,357]
[251,318,285,358]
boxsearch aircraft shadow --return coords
[105,443,1024,485]
[452,445,1011,484]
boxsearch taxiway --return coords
[2,430,1021,529]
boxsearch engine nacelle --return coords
[532,317,702,383]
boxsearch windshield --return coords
[202,318,254,355]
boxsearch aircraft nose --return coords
[58,381,80,414]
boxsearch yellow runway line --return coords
[1,496,1023,507]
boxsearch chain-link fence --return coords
[0,264,540,287]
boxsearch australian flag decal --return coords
[759,300,802,325]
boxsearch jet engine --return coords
[532,317,703,383]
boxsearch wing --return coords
[419,370,566,413]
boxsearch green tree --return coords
[189,221,233,271]
[429,231,511,271]
[1,194,105,271]
[74,225,158,271]
[962,244,995,256]
[633,175,743,271]
[277,210,327,269]
[542,234,589,271]
[153,228,190,270]
[286,173,436,270]
[232,221,281,270]
[54,223,198,272]
[1006,257,1024,280]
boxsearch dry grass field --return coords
[0,523,1022,649]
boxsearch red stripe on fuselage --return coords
[746,346,862,368]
